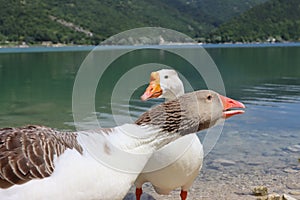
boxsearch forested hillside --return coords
[210,0,300,43]
[0,0,267,45]
[166,0,267,26]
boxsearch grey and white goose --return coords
[0,90,245,200]
[136,69,243,200]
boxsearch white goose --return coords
[0,90,245,200]
[135,69,207,200]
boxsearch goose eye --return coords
[164,75,168,79]
[207,95,212,101]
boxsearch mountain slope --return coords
[0,0,268,45]
[166,0,268,26]
[0,0,205,45]
[211,0,300,42]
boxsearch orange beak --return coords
[141,82,163,101]
[141,72,163,101]
[219,95,245,118]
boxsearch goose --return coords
[135,69,210,200]
[0,90,245,200]
[141,69,184,101]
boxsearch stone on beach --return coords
[283,145,300,153]
[267,193,281,200]
[213,159,236,166]
[253,186,268,196]
[282,194,298,200]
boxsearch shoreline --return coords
[123,153,300,200]
[124,165,300,200]
[1,42,300,53]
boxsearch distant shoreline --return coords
[1,42,300,53]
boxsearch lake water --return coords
[0,44,299,199]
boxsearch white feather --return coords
[0,124,180,200]
[136,69,204,195]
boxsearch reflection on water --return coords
[240,78,300,132]
[244,83,300,103]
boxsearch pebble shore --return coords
[123,127,300,200]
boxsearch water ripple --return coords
[242,81,300,105]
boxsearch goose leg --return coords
[136,187,143,200]
[180,190,188,200]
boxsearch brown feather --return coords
[0,125,83,189]
[135,95,198,134]
[135,90,222,136]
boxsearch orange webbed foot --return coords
[136,188,143,200]
[180,190,188,200]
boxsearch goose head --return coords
[141,69,184,101]
[136,90,245,137]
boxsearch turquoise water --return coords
[0,44,299,135]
